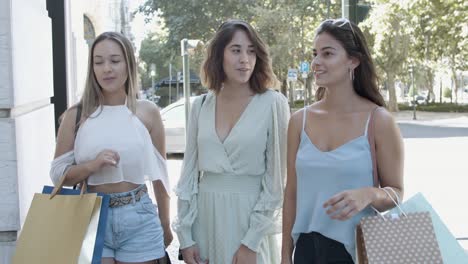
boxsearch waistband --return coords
[108,184,147,208]
[199,172,262,193]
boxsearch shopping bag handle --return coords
[50,175,87,199]
[371,187,407,220]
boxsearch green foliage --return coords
[398,103,468,112]
[137,0,467,104]
[294,99,305,108]
[443,88,452,99]
[137,0,341,91]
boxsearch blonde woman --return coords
[50,32,172,264]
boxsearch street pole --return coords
[169,63,172,104]
[176,71,180,101]
[150,63,155,95]
[181,39,191,133]
[411,66,417,120]
[289,81,295,107]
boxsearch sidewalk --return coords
[394,111,468,128]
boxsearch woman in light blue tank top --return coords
[281,19,404,263]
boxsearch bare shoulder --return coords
[264,89,287,103]
[289,107,306,130]
[136,99,162,131]
[137,99,161,115]
[60,106,80,131]
[374,107,398,130]
[54,106,81,157]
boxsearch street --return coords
[161,119,468,262]
[398,122,468,250]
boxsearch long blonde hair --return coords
[77,32,139,119]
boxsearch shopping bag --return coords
[388,193,468,263]
[42,185,110,264]
[12,191,97,263]
[356,189,443,264]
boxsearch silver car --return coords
[161,97,196,154]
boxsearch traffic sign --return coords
[300,61,310,73]
[287,68,298,81]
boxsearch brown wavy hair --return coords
[75,31,139,120]
[314,19,385,107]
[201,19,278,94]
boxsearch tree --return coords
[437,0,467,104]
[139,31,178,89]
[138,0,340,95]
[362,0,411,111]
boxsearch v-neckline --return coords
[214,94,257,145]
[302,130,366,153]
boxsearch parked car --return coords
[160,97,196,154]
[408,95,427,106]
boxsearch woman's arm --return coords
[281,110,302,263]
[144,101,173,247]
[52,107,115,186]
[238,93,290,253]
[369,108,404,210]
[172,95,205,248]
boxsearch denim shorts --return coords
[102,185,165,262]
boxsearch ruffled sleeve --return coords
[143,145,170,194]
[50,150,75,186]
[240,92,290,252]
[172,95,205,249]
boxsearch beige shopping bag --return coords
[356,189,443,264]
[13,190,98,264]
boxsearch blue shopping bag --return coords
[42,186,109,264]
[388,193,468,263]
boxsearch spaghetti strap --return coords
[302,106,307,131]
[364,107,380,137]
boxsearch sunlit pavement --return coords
[160,118,468,262]
[165,155,184,263]
[403,137,468,250]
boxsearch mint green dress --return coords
[174,89,289,264]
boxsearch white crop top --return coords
[73,104,169,191]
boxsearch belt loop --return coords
[131,192,136,205]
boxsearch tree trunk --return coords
[425,68,435,103]
[305,76,312,105]
[387,73,399,112]
[451,67,459,104]
[281,78,288,97]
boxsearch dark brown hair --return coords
[201,19,278,94]
[314,19,385,107]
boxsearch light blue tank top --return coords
[292,107,374,261]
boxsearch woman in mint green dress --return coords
[174,19,289,264]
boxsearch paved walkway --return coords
[393,111,468,128]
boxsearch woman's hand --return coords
[163,227,173,248]
[181,245,207,264]
[90,149,120,172]
[323,187,375,221]
[232,244,256,264]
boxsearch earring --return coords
[349,68,355,81]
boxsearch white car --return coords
[160,97,197,154]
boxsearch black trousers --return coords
[294,232,354,264]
